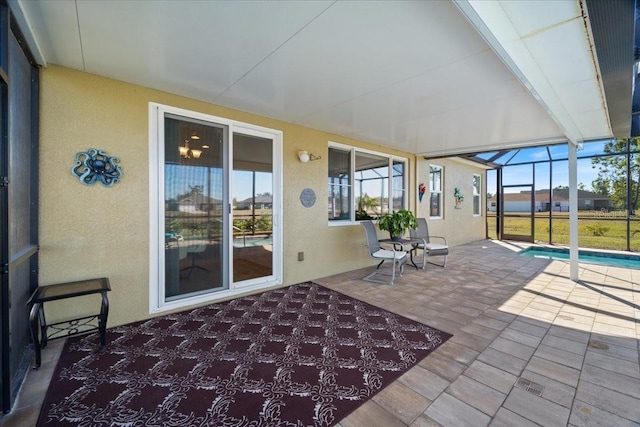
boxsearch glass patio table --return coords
[378,237,423,269]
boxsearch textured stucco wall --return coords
[39,65,418,327]
[416,158,487,246]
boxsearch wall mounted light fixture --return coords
[179,140,203,159]
[298,151,321,163]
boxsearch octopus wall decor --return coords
[71,148,122,187]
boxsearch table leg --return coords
[29,302,42,369]
[408,248,419,269]
[39,307,48,348]
[99,291,109,347]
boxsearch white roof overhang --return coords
[9,0,631,157]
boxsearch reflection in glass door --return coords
[164,115,228,300]
[232,133,273,284]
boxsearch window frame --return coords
[429,164,443,220]
[328,141,408,225]
[473,173,481,217]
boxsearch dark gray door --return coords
[0,7,39,412]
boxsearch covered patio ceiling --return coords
[10,0,636,157]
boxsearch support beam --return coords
[568,143,579,281]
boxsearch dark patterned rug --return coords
[37,282,451,426]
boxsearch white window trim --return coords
[429,164,443,220]
[328,141,408,226]
[473,173,482,217]
[149,102,283,314]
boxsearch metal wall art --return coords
[454,187,464,209]
[71,148,122,187]
[300,188,316,208]
[419,182,426,203]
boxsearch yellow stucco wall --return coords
[39,65,419,327]
[416,158,487,246]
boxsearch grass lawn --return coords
[486,212,640,251]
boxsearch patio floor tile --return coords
[340,399,406,427]
[446,375,507,416]
[463,360,517,395]
[499,327,542,348]
[583,349,640,378]
[569,399,639,427]
[398,365,449,401]
[534,344,584,370]
[9,239,640,427]
[372,381,431,425]
[525,356,581,388]
[489,337,536,361]
[580,364,640,399]
[574,379,640,424]
[503,387,570,427]
[476,347,527,376]
[489,408,541,427]
[518,369,576,408]
[419,351,467,382]
[425,393,491,427]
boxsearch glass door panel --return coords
[501,185,534,242]
[164,115,227,300]
[232,133,273,283]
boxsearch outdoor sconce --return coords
[298,151,321,163]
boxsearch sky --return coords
[486,153,604,196]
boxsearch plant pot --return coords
[390,235,402,242]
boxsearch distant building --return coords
[236,194,273,210]
[166,194,223,214]
[488,189,610,212]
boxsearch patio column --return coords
[568,142,579,281]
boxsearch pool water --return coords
[233,235,272,248]
[519,247,640,269]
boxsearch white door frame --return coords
[148,102,283,314]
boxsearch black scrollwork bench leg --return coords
[29,302,42,369]
[99,291,109,347]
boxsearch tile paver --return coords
[569,399,639,427]
[6,239,640,427]
[446,375,507,416]
[476,347,528,376]
[426,392,491,427]
[574,379,640,424]
[503,387,570,427]
[489,408,541,427]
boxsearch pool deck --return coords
[3,239,639,426]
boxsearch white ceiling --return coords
[11,0,617,157]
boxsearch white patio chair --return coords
[361,220,407,285]
[409,218,449,268]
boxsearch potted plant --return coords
[377,209,417,241]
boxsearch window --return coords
[328,143,407,223]
[328,148,351,221]
[429,165,443,219]
[473,174,481,216]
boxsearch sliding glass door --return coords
[164,115,228,300]
[150,104,282,313]
[232,132,273,284]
